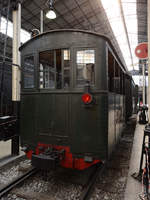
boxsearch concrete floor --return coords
[0,140,24,168]
[0,140,11,158]
[124,123,146,200]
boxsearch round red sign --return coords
[135,42,148,59]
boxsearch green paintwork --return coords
[20,30,131,161]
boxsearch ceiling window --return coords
[101,0,138,71]
[0,17,30,43]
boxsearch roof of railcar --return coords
[19,29,129,74]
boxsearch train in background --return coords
[0,59,13,117]
[19,29,138,170]
[0,57,17,142]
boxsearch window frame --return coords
[74,47,97,89]
[107,45,126,95]
[38,48,71,91]
[107,49,115,93]
[22,54,36,91]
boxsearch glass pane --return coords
[76,50,95,86]
[63,49,70,89]
[64,69,70,88]
[108,50,115,92]
[39,50,55,89]
[39,49,70,90]
[24,56,34,88]
[56,49,62,89]
[64,50,70,60]
[115,61,120,94]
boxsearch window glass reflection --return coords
[24,56,34,88]
[76,50,95,86]
[39,49,70,89]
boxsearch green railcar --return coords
[20,29,135,170]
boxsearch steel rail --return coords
[0,167,38,198]
[79,163,105,200]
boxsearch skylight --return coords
[0,17,30,43]
[101,0,138,71]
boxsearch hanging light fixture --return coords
[46,0,56,19]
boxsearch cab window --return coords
[39,49,70,89]
[76,49,95,86]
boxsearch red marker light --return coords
[82,93,92,104]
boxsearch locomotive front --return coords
[20,30,123,170]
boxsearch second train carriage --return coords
[20,29,135,170]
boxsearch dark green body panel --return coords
[71,94,108,159]
[36,94,70,138]
[20,92,109,159]
[20,95,37,145]
[108,94,125,156]
[21,93,70,147]
[20,92,124,160]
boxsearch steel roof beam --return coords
[119,0,134,69]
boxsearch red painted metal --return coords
[26,150,33,159]
[26,143,100,170]
[135,42,148,59]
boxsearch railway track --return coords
[0,167,38,198]
[80,163,105,200]
[8,164,104,200]
[4,163,105,200]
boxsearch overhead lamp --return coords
[46,0,56,19]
